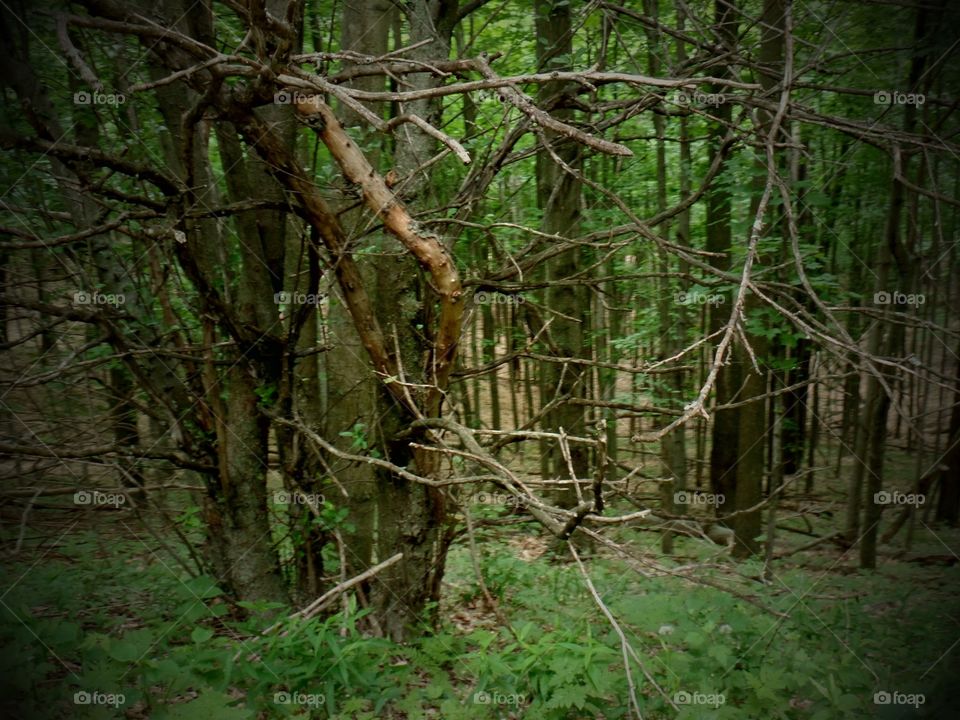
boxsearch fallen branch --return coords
[258,552,405,640]
[295,552,404,621]
[774,531,844,560]
[570,542,673,718]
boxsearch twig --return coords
[463,506,506,623]
[296,552,404,621]
[571,542,658,719]
[774,531,844,560]
[262,552,405,637]
[12,489,42,554]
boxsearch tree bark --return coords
[732,0,784,558]
[535,0,589,506]
[707,0,741,521]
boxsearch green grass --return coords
[1,489,959,719]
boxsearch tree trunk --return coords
[860,1,930,568]
[535,0,589,505]
[732,0,784,558]
[935,341,960,524]
[644,0,686,553]
[707,0,740,521]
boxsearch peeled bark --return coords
[266,2,464,637]
[294,98,464,415]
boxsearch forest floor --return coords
[1,440,959,719]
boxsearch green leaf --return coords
[191,626,214,644]
[708,644,733,667]
[545,684,587,710]
[155,689,253,719]
[374,686,403,713]
[106,628,154,663]
[183,575,224,599]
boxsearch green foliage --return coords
[338,422,380,458]
[254,382,278,409]
[2,1,958,718]
[4,519,959,719]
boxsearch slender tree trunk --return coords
[644,0,686,553]
[860,1,931,568]
[535,0,589,504]
[707,0,740,521]
[732,0,784,558]
[934,339,960,524]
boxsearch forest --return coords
[0,0,959,717]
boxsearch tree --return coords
[706,0,741,520]
[534,0,589,503]
[1,0,958,651]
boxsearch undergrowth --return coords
[2,520,958,719]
